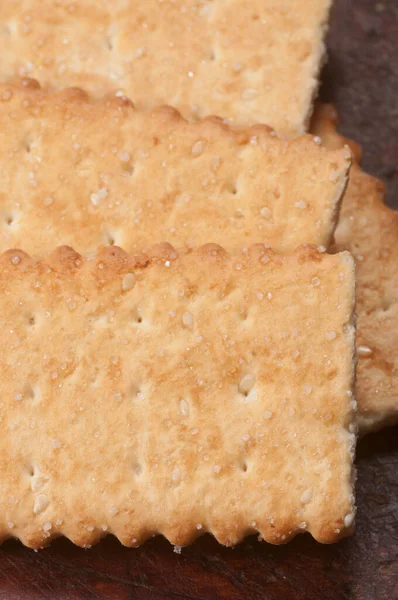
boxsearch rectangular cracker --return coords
[311,104,398,434]
[0,0,332,138]
[0,243,356,549]
[0,82,350,256]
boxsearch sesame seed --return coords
[313,136,322,145]
[87,525,95,532]
[357,345,373,357]
[242,88,258,100]
[119,151,131,162]
[232,62,243,72]
[344,513,355,528]
[299,521,307,529]
[182,311,194,329]
[11,256,20,265]
[43,522,52,531]
[171,466,181,484]
[295,200,307,209]
[33,494,49,514]
[180,398,190,417]
[1,90,12,101]
[326,331,337,340]
[300,487,313,504]
[213,465,221,473]
[174,545,182,554]
[30,475,45,492]
[122,273,136,292]
[192,140,205,155]
[90,193,100,206]
[317,245,326,253]
[211,156,220,170]
[238,374,255,395]
[196,523,202,530]
[260,207,272,219]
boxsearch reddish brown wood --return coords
[0,1,397,598]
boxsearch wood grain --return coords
[0,0,397,598]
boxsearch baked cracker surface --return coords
[311,104,398,434]
[0,0,332,137]
[0,243,356,548]
[0,82,350,255]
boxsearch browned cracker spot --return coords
[0,244,355,549]
[311,104,398,434]
[0,83,350,256]
[0,0,332,137]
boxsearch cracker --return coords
[0,243,355,548]
[0,0,332,137]
[311,104,398,434]
[0,82,350,256]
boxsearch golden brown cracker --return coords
[0,0,332,137]
[0,243,356,548]
[0,82,350,256]
[311,104,398,433]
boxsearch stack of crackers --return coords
[0,1,393,550]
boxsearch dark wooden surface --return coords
[0,1,397,599]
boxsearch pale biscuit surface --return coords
[0,0,332,137]
[0,244,355,548]
[311,105,398,433]
[0,83,350,256]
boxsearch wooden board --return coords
[0,1,397,598]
